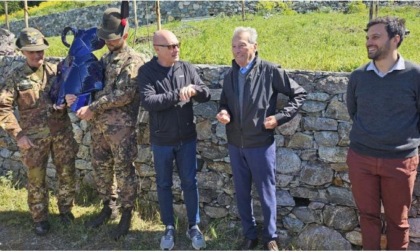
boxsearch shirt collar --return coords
[240,57,256,74]
[366,55,405,78]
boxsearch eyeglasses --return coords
[153,43,181,50]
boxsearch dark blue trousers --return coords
[152,140,200,226]
[228,142,277,242]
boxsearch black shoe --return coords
[109,207,133,240]
[264,240,279,251]
[59,212,75,226]
[34,221,50,236]
[85,203,113,229]
[238,238,258,250]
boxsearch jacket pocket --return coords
[19,108,49,136]
[16,80,38,110]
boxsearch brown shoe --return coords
[238,238,258,250]
[264,240,279,251]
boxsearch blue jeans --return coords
[228,142,277,242]
[152,140,200,226]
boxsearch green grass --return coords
[42,5,420,72]
[0,1,106,23]
[0,173,245,250]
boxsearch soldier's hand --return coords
[17,135,37,150]
[264,116,278,129]
[179,84,197,102]
[76,106,93,121]
[216,110,231,125]
[53,104,66,110]
[65,94,77,107]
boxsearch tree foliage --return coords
[0,1,43,16]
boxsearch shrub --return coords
[256,1,296,16]
[347,1,367,14]
[256,1,277,15]
[277,1,296,15]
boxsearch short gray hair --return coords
[233,27,258,44]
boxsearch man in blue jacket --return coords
[216,27,306,251]
[138,29,210,250]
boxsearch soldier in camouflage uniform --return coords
[66,8,145,240]
[0,28,78,236]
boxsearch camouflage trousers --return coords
[91,123,138,208]
[20,133,78,222]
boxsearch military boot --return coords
[85,200,114,229]
[109,207,133,240]
[34,220,50,236]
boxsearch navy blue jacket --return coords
[219,55,307,148]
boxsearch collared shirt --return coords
[367,55,405,78]
[240,57,256,74]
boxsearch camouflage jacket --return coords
[0,61,73,140]
[89,45,145,127]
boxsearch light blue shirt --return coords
[240,57,256,74]
[366,55,405,78]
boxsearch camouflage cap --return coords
[97,8,129,41]
[15,27,49,51]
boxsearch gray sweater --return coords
[346,60,420,158]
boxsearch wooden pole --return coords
[369,0,379,21]
[132,0,138,44]
[241,0,245,21]
[24,0,29,28]
[156,0,161,30]
[133,0,138,30]
[4,1,10,30]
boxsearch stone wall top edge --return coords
[0,55,351,75]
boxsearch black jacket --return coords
[139,57,211,145]
[219,55,307,148]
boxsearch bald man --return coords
[138,30,210,250]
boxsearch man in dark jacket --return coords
[216,26,306,251]
[138,29,210,250]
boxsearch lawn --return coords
[42,5,420,72]
[0,176,244,250]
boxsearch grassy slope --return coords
[0,179,244,250]
[44,5,420,72]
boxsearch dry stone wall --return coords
[2,55,420,250]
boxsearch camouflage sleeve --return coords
[89,56,143,112]
[0,78,23,140]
